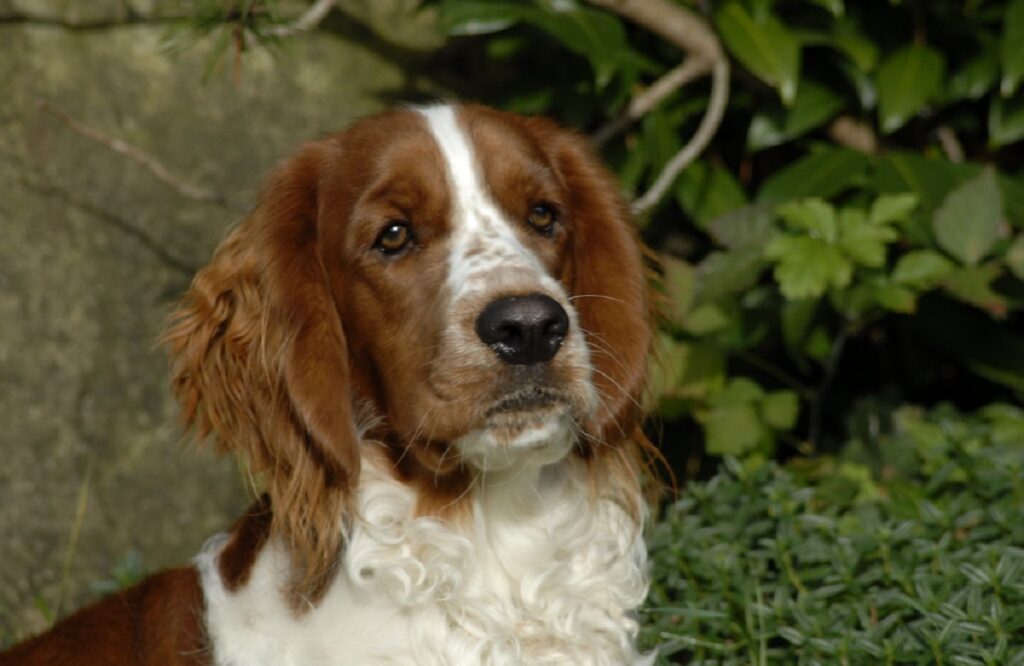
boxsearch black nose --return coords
[475,294,569,365]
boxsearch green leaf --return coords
[869,193,919,226]
[693,249,765,307]
[640,106,682,172]
[684,303,733,335]
[651,336,726,410]
[761,391,800,429]
[675,161,748,227]
[942,263,1008,313]
[933,168,1005,266]
[781,298,818,359]
[948,46,1000,102]
[873,283,917,313]
[439,0,528,35]
[747,81,845,151]
[831,18,878,72]
[1002,0,1024,97]
[837,58,877,109]
[892,250,956,289]
[808,0,844,18]
[522,6,628,89]
[704,402,765,455]
[875,46,945,133]
[914,298,1024,390]
[1007,235,1024,279]
[703,378,768,455]
[989,93,1024,148]
[714,377,765,405]
[766,236,852,299]
[707,204,776,249]
[758,148,871,203]
[868,153,977,217]
[839,208,899,268]
[662,255,695,325]
[830,278,911,318]
[716,2,801,105]
[777,198,838,241]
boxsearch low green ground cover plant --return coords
[642,404,1024,665]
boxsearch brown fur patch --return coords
[0,568,209,666]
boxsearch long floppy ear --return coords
[551,133,652,448]
[163,144,357,602]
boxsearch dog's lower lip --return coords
[485,389,566,417]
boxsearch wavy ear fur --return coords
[555,134,651,443]
[163,144,357,603]
[546,129,661,505]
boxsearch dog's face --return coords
[165,103,650,594]
[325,106,601,471]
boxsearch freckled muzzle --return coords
[474,293,569,365]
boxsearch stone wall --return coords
[0,0,440,642]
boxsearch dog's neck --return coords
[195,444,651,665]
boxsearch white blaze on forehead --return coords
[416,104,549,296]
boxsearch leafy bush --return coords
[642,404,1024,664]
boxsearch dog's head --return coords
[164,104,652,597]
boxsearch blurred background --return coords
[2,0,1023,661]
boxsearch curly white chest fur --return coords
[195,450,652,665]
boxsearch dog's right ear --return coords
[163,143,358,602]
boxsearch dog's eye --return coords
[527,204,557,236]
[374,220,412,255]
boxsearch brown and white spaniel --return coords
[2,103,657,665]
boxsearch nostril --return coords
[475,294,569,365]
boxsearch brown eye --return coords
[527,203,557,235]
[374,220,412,255]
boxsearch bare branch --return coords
[936,125,965,163]
[268,0,336,38]
[36,99,227,206]
[593,56,709,146]
[19,176,199,276]
[586,0,722,61]
[586,0,730,215]
[631,59,729,215]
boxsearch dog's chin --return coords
[454,405,576,473]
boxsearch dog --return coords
[2,103,656,665]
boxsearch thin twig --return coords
[828,115,878,154]
[36,98,227,206]
[268,0,336,37]
[0,12,186,30]
[737,351,812,399]
[20,177,199,276]
[593,57,709,146]
[54,459,93,621]
[808,323,850,452]
[936,125,965,163]
[585,0,729,215]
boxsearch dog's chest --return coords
[196,460,649,666]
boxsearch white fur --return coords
[417,104,552,301]
[197,449,652,665]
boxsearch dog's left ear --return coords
[164,143,359,602]
[550,132,652,447]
